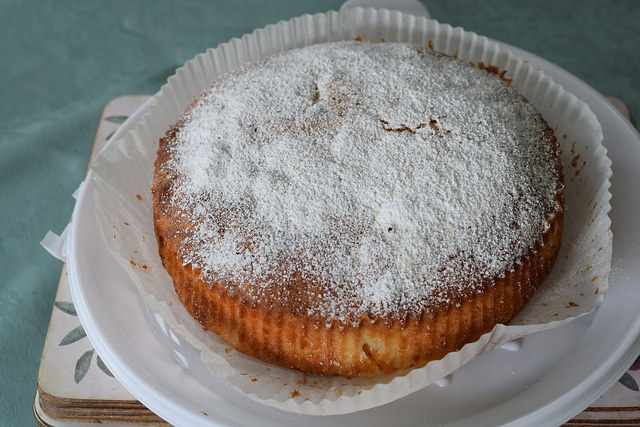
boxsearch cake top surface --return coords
[157,41,562,323]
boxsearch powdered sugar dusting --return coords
[158,41,562,323]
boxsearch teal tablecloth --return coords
[1,1,638,424]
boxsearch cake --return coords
[152,41,564,378]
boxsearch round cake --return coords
[152,41,564,378]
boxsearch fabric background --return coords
[0,0,638,424]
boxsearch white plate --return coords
[67,43,640,426]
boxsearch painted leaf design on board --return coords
[630,355,640,371]
[75,350,94,384]
[54,301,77,316]
[105,115,128,141]
[619,372,639,392]
[105,115,128,124]
[97,354,114,377]
[59,325,87,346]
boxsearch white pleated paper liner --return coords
[86,8,612,415]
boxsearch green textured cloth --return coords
[1,0,638,424]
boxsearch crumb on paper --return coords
[571,153,581,168]
[129,257,150,272]
[298,374,308,385]
[136,194,142,200]
[566,301,579,308]
[291,390,300,398]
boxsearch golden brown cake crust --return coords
[152,41,565,378]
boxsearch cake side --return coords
[153,203,563,377]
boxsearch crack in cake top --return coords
[157,41,563,323]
